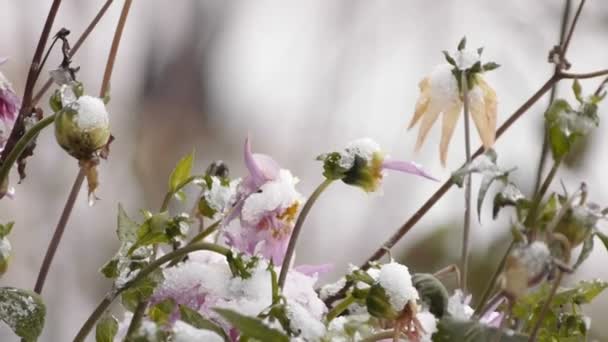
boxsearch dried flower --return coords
[409,43,498,166]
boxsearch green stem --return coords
[525,159,562,229]
[0,114,56,189]
[167,219,221,267]
[73,242,230,341]
[326,294,355,322]
[361,330,399,342]
[528,271,563,341]
[474,240,514,315]
[460,72,472,293]
[278,178,333,290]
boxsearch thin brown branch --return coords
[31,0,115,106]
[559,69,608,80]
[561,0,586,58]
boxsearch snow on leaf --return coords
[213,308,289,342]
[0,287,46,342]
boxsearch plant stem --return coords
[360,330,399,342]
[474,241,514,315]
[560,0,586,59]
[326,294,355,322]
[528,271,563,341]
[73,242,230,341]
[34,168,86,294]
[533,0,571,194]
[525,159,562,229]
[189,219,221,245]
[460,72,472,293]
[32,0,115,106]
[0,0,63,164]
[0,114,56,189]
[278,178,333,290]
[559,69,608,79]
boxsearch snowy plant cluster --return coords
[1,2,608,341]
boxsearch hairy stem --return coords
[528,271,563,341]
[460,72,472,293]
[32,0,115,106]
[73,242,230,341]
[34,168,86,294]
[278,178,333,290]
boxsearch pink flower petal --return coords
[382,158,439,181]
[294,264,333,277]
[243,137,280,189]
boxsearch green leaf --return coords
[129,212,171,254]
[545,98,598,160]
[117,204,138,243]
[482,62,500,72]
[0,222,14,238]
[412,273,449,318]
[492,183,526,219]
[121,269,164,311]
[596,231,608,253]
[95,314,118,342]
[572,79,582,102]
[0,287,46,342]
[213,308,289,342]
[149,298,176,325]
[179,305,229,341]
[442,51,456,66]
[100,259,119,278]
[169,152,194,193]
[457,36,467,51]
[432,316,528,342]
[572,232,594,270]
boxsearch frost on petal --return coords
[172,320,224,342]
[468,83,495,150]
[381,158,438,181]
[378,263,419,311]
[447,290,474,320]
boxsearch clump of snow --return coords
[70,95,109,130]
[340,138,382,169]
[204,177,240,214]
[429,64,460,107]
[172,320,224,342]
[513,241,550,277]
[286,300,326,341]
[418,310,438,342]
[447,290,474,320]
[241,169,303,225]
[454,49,480,70]
[114,312,159,342]
[59,84,76,106]
[319,277,346,300]
[0,238,11,258]
[377,262,419,311]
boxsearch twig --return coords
[460,72,472,293]
[528,271,563,341]
[32,0,132,293]
[559,69,608,79]
[32,0,115,106]
[560,0,586,59]
[278,178,333,289]
[0,0,63,164]
[73,242,230,342]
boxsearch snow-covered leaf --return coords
[121,269,164,311]
[169,152,194,193]
[179,305,229,341]
[0,287,46,342]
[572,233,594,270]
[493,182,527,219]
[149,298,176,325]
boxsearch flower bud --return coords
[412,273,449,318]
[500,241,551,299]
[54,95,110,160]
[555,203,601,247]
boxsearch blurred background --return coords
[1,0,608,340]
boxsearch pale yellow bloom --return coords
[408,64,497,166]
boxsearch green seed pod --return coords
[412,273,449,318]
[555,204,600,247]
[54,95,110,160]
[366,283,398,320]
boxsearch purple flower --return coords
[222,138,303,264]
[0,57,20,149]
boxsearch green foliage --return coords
[128,212,189,255]
[121,269,164,311]
[179,305,229,341]
[0,221,13,238]
[226,253,260,279]
[149,298,176,326]
[365,284,398,320]
[213,308,289,342]
[95,314,118,342]
[452,149,517,221]
[432,316,528,342]
[512,280,608,340]
[169,152,194,194]
[317,152,349,181]
[0,287,46,342]
[412,273,449,318]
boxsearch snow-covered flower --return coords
[408,42,498,166]
[222,137,304,263]
[500,241,551,299]
[150,256,326,341]
[446,289,474,321]
[0,57,20,150]
[318,137,437,192]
